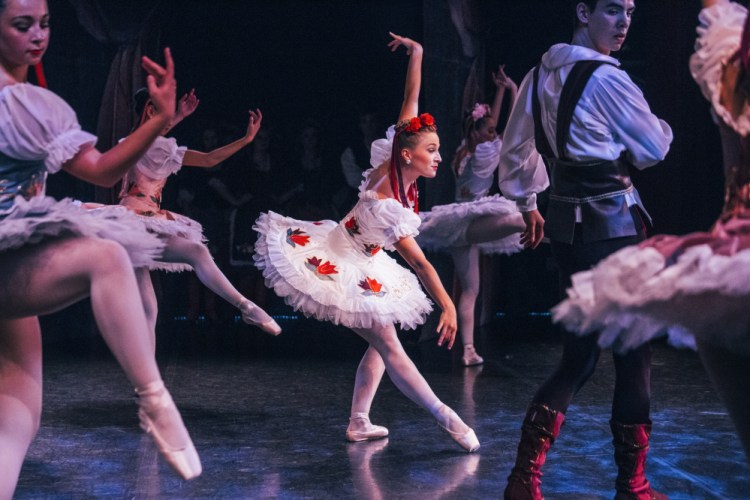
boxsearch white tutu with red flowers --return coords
[254,178,432,330]
[254,126,434,330]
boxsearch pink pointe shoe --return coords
[436,404,480,453]
[346,412,389,442]
[136,381,202,480]
[238,299,281,336]
[461,345,484,367]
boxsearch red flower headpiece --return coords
[398,113,437,134]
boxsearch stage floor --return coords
[15,314,749,499]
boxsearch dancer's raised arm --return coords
[489,65,517,136]
[183,109,263,167]
[388,32,423,122]
[62,48,176,187]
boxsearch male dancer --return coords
[497,1,673,498]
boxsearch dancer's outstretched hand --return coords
[244,109,263,143]
[436,307,457,349]
[387,32,423,56]
[492,65,517,92]
[177,89,199,120]
[142,47,176,123]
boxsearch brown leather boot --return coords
[611,420,668,500]
[504,404,565,500]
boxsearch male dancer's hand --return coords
[521,210,545,249]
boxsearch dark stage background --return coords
[39,0,723,342]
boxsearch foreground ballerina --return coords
[554,0,750,461]
[117,88,280,344]
[0,0,200,495]
[253,33,479,452]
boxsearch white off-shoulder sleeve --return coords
[370,125,396,168]
[498,70,550,212]
[135,136,187,179]
[690,0,750,135]
[471,137,502,179]
[0,84,97,173]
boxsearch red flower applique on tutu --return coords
[305,256,338,280]
[358,277,386,297]
[286,228,310,247]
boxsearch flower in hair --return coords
[471,103,491,122]
[400,113,437,133]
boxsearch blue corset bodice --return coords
[0,151,47,212]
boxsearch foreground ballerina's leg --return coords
[160,235,280,335]
[0,238,201,480]
[0,318,43,498]
[353,325,479,452]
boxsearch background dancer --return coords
[120,88,280,345]
[417,64,524,366]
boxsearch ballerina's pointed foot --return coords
[436,404,480,453]
[136,381,202,480]
[346,413,389,442]
[238,299,281,336]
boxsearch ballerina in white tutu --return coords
[553,0,750,459]
[417,65,525,366]
[253,32,479,452]
[117,87,280,343]
[0,0,201,494]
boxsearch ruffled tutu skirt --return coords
[84,203,204,272]
[0,195,164,268]
[417,194,522,255]
[253,211,432,330]
[129,210,204,272]
[553,213,750,355]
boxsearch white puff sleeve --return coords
[689,0,750,135]
[471,137,502,179]
[135,136,187,179]
[0,84,97,173]
[378,202,421,250]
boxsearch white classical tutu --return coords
[552,242,750,355]
[253,207,432,330]
[1,195,164,268]
[417,194,523,255]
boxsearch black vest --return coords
[532,60,651,244]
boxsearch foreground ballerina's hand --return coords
[141,48,177,124]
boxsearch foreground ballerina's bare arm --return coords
[394,236,458,347]
[62,49,177,187]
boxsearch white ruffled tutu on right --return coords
[553,240,750,355]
